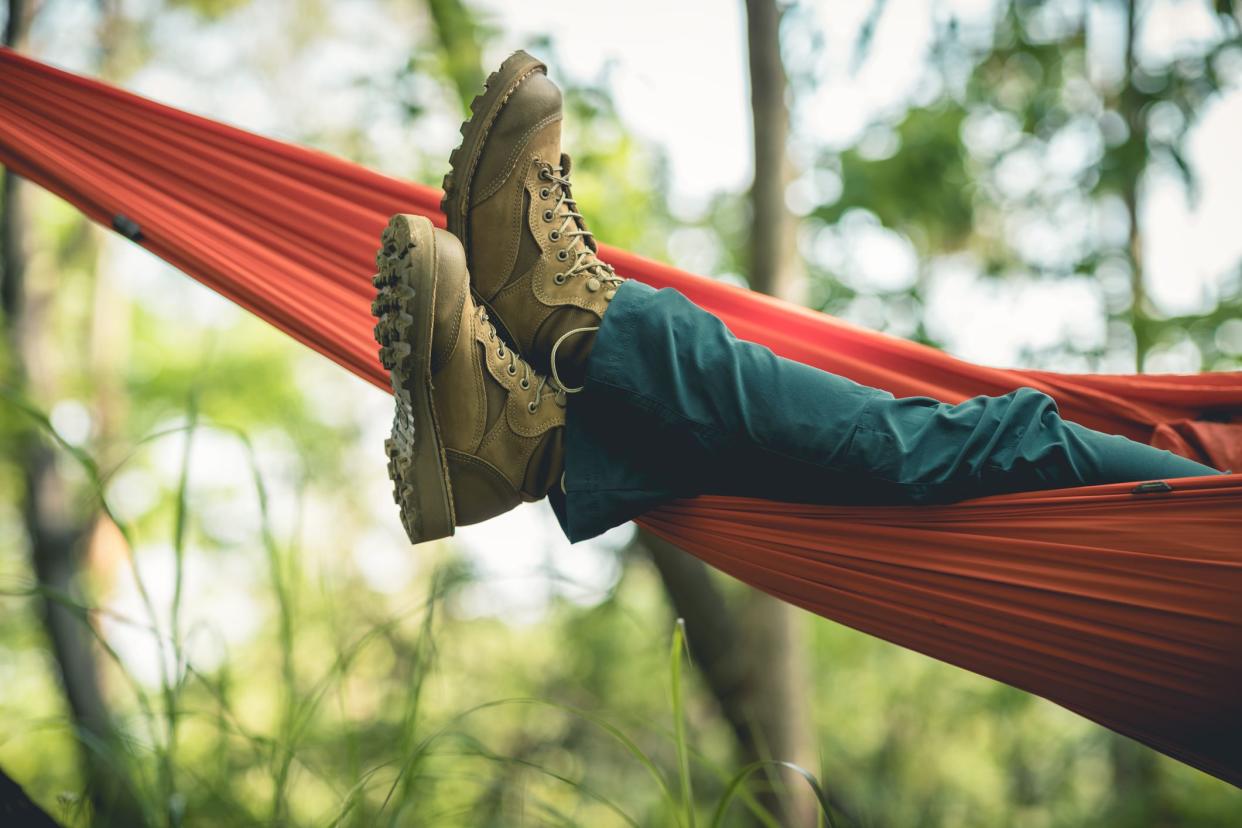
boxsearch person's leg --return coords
[425,49,1219,544]
[555,281,1221,542]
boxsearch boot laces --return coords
[541,162,625,291]
[478,307,566,412]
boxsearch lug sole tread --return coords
[371,215,456,543]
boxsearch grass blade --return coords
[710,760,836,828]
[671,619,695,828]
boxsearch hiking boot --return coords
[441,50,624,388]
[372,214,566,543]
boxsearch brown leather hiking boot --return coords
[441,50,624,388]
[372,214,566,543]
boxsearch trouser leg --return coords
[552,281,1221,541]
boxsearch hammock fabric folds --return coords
[2,49,1240,787]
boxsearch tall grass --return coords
[2,391,837,827]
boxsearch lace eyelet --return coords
[542,209,554,222]
[557,250,569,262]
[539,187,551,199]
[496,346,505,358]
[549,230,561,241]
[507,364,517,376]
[528,401,538,414]
[553,273,566,285]
[539,167,552,181]
[520,378,530,390]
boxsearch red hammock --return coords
[2,48,1240,788]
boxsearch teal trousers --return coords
[552,281,1221,542]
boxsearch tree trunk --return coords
[740,1,818,825]
[746,0,804,305]
[2,3,146,824]
[1108,0,1161,810]
[1120,0,1152,373]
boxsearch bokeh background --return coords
[2,0,1241,825]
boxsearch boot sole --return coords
[441,49,545,335]
[372,214,457,543]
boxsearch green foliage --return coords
[802,0,1242,368]
[816,105,975,253]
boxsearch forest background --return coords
[2,0,1241,825]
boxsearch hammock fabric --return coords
[2,48,1240,788]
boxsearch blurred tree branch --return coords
[850,0,889,75]
[425,0,488,113]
